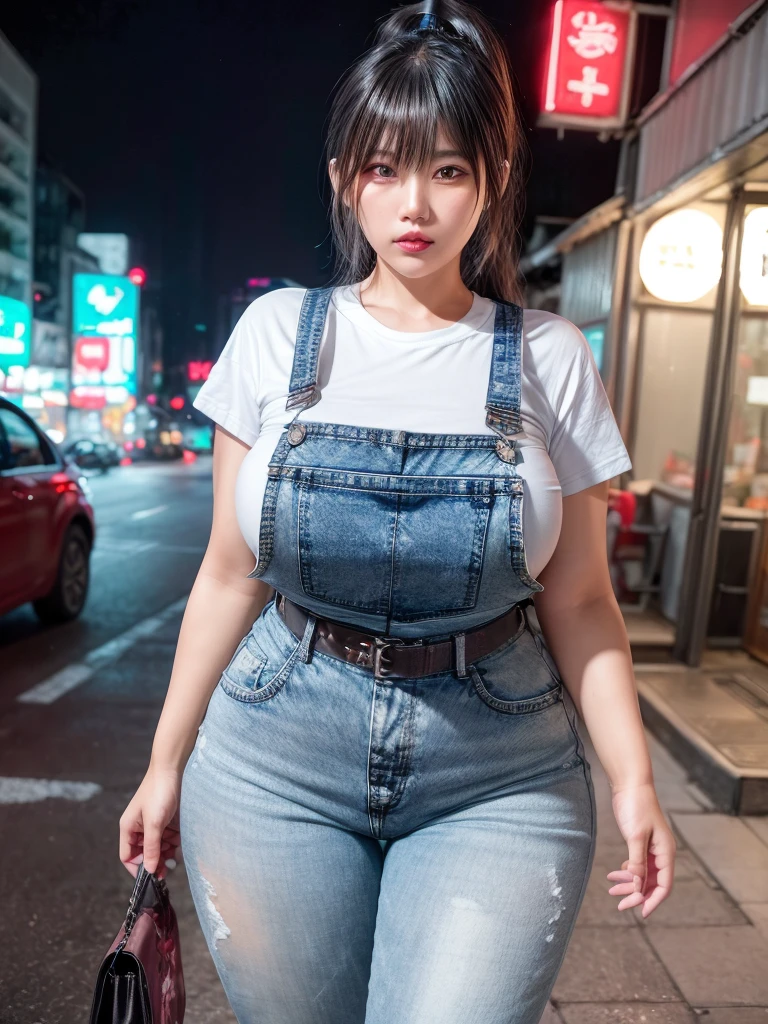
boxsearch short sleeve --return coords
[548,324,632,497]
[192,307,261,447]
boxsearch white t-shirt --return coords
[193,283,632,580]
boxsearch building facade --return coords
[525,0,768,667]
[0,29,36,390]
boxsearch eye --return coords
[436,165,466,180]
[366,164,396,179]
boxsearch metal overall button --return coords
[495,437,516,463]
[288,422,307,446]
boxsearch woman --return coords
[119,2,676,1021]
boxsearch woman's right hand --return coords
[119,765,182,880]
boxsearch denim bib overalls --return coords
[180,287,598,1024]
[244,286,543,640]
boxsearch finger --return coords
[617,890,646,911]
[639,881,672,917]
[142,820,164,875]
[606,869,634,881]
[624,834,651,894]
[119,815,142,865]
[608,882,636,896]
[639,853,675,916]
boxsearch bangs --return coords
[336,46,485,195]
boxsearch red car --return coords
[0,397,96,623]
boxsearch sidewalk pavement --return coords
[545,729,768,1022]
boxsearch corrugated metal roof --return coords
[636,3,768,205]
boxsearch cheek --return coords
[357,188,393,233]
[438,188,483,235]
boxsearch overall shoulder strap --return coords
[285,286,335,412]
[485,299,524,438]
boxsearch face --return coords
[330,126,494,278]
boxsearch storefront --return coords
[617,2,768,666]
[524,1,768,667]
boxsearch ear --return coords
[328,157,339,196]
[329,157,353,210]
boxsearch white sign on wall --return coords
[740,207,768,307]
[639,209,723,303]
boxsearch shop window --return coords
[633,308,713,488]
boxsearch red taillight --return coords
[50,472,80,494]
[124,440,135,451]
[182,449,197,463]
[120,456,132,466]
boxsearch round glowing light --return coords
[639,209,723,303]
[740,207,768,307]
[127,266,147,287]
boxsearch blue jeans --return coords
[180,596,596,1023]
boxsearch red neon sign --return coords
[187,360,213,382]
[70,386,107,410]
[74,336,110,373]
[543,1,631,124]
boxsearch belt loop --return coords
[519,597,535,636]
[453,632,469,679]
[297,613,317,663]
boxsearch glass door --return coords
[738,202,768,661]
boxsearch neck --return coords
[359,259,474,327]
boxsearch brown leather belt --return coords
[275,591,532,679]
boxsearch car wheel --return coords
[33,523,91,624]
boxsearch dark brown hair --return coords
[324,0,526,303]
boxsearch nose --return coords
[398,171,430,222]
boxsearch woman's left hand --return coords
[606,781,677,918]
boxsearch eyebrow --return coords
[370,148,467,160]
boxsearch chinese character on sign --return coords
[567,66,610,108]
[541,0,633,128]
[567,10,618,59]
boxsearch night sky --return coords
[3,0,620,363]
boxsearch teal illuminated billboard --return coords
[0,295,31,376]
[582,323,606,373]
[72,273,138,402]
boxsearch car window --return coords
[0,408,54,470]
[0,419,8,471]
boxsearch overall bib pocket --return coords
[296,470,496,620]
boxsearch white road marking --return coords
[0,777,103,804]
[16,595,189,705]
[92,540,159,556]
[92,541,204,557]
[131,504,169,520]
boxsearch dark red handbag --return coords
[88,863,186,1024]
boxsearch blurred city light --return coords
[127,266,147,287]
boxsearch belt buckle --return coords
[355,635,422,679]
